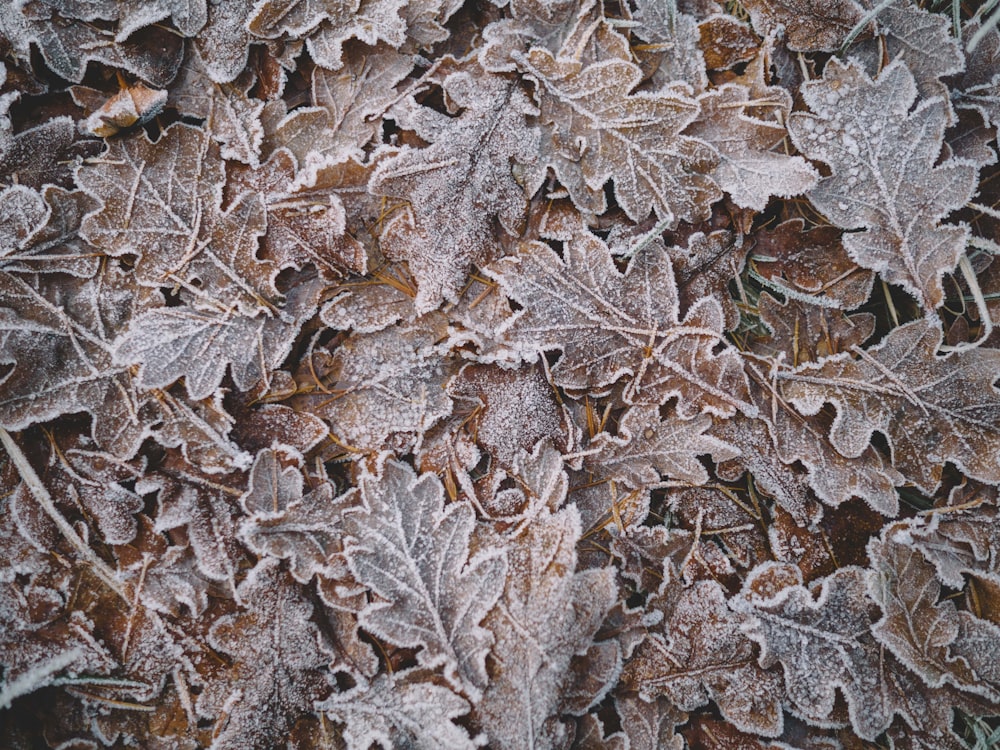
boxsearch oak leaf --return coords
[788,58,978,310]
[344,459,506,697]
[370,65,539,310]
[489,228,752,416]
[780,318,1000,494]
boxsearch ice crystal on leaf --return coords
[3,0,1000,747]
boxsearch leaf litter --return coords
[0,0,999,748]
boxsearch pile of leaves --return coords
[2,0,1000,747]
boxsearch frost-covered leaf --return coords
[788,58,978,309]
[344,459,506,697]
[114,274,322,401]
[741,0,863,51]
[688,83,817,210]
[318,669,476,750]
[198,558,333,750]
[248,0,408,70]
[292,313,455,452]
[370,64,538,311]
[780,318,1000,494]
[0,268,164,458]
[139,454,246,587]
[447,362,565,469]
[624,580,784,736]
[518,41,720,223]
[228,148,369,279]
[0,187,99,277]
[271,44,413,163]
[586,405,738,487]
[0,115,99,191]
[868,526,1000,700]
[850,0,965,106]
[169,48,264,166]
[78,123,276,315]
[613,692,686,750]
[476,506,618,749]
[908,484,1000,589]
[732,563,891,739]
[0,5,185,85]
[955,17,1000,129]
[750,218,876,310]
[238,447,354,584]
[489,226,752,415]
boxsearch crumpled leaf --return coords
[518,39,720,223]
[780,318,1000,495]
[343,459,506,697]
[585,405,738,487]
[688,82,817,211]
[624,580,784,737]
[788,58,978,310]
[318,669,477,750]
[370,64,538,311]
[489,225,752,416]
[198,558,334,750]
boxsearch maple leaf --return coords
[475,505,617,748]
[370,64,539,311]
[318,669,477,750]
[687,83,817,211]
[343,459,506,697]
[198,558,334,750]
[624,580,784,736]
[517,40,720,223]
[788,58,978,310]
[488,226,752,416]
[780,318,1000,495]
[732,562,893,740]
[585,405,738,487]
